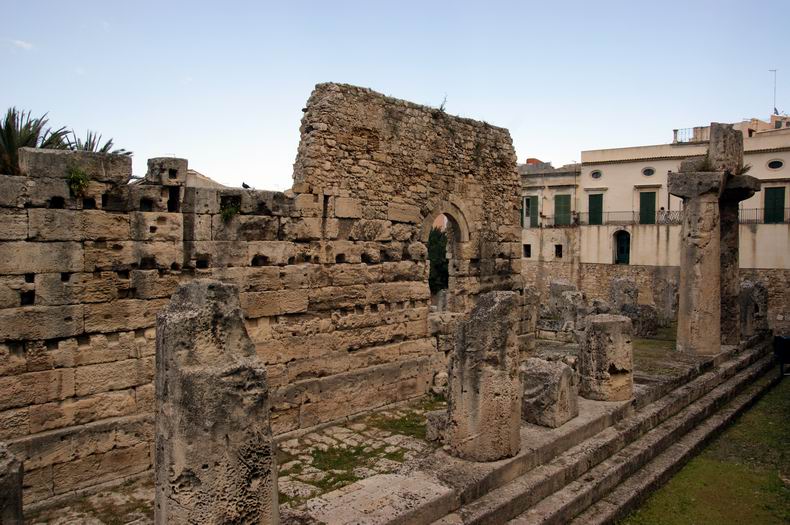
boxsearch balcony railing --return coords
[529,208,789,228]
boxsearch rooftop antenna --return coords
[769,69,778,115]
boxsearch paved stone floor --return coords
[23,395,445,524]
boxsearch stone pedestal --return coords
[155,280,278,524]
[520,358,579,428]
[445,291,521,461]
[0,443,23,525]
[579,314,634,401]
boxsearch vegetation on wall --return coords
[428,226,449,295]
[0,107,131,176]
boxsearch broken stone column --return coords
[668,173,723,355]
[579,314,634,401]
[445,291,521,461]
[740,280,769,338]
[155,280,278,524]
[610,278,638,311]
[520,358,579,428]
[0,443,23,525]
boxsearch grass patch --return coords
[310,444,377,472]
[417,392,447,412]
[621,377,790,525]
[384,449,406,462]
[368,410,427,440]
[633,337,675,352]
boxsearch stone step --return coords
[568,370,780,525]
[506,352,777,525]
[432,340,773,525]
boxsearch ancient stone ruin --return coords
[444,291,521,461]
[155,280,278,524]
[0,84,781,524]
[579,314,634,401]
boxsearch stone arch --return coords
[420,201,471,245]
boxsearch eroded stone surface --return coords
[740,280,769,338]
[520,358,579,428]
[155,280,278,524]
[0,443,23,525]
[444,291,521,461]
[579,314,634,401]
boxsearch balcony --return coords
[529,208,789,228]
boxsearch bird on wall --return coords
[242,182,251,189]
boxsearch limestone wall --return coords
[0,83,524,507]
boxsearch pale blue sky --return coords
[3,0,788,190]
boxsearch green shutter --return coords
[588,194,603,225]
[765,187,786,223]
[639,192,656,224]
[529,196,539,227]
[520,198,525,227]
[555,195,571,226]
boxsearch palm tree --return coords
[67,130,132,156]
[0,107,69,175]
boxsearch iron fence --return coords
[528,208,789,228]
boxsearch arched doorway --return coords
[614,230,630,265]
[421,203,471,312]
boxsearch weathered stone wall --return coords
[523,261,790,335]
[0,83,523,507]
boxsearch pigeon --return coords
[242,182,251,189]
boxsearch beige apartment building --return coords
[520,115,790,333]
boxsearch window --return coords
[639,191,656,224]
[554,194,571,226]
[522,195,539,227]
[642,167,655,176]
[554,244,563,258]
[591,170,602,179]
[588,194,603,225]
[523,244,531,258]
[765,187,786,223]
[767,159,784,170]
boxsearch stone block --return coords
[387,202,422,223]
[246,241,298,266]
[146,157,188,186]
[350,220,392,241]
[212,214,279,241]
[182,187,220,214]
[520,358,579,428]
[74,357,153,396]
[18,147,132,185]
[81,210,131,240]
[182,213,212,241]
[0,368,75,411]
[156,280,278,523]
[0,210,27,240]
[0,305,84,341]
[29,389,138,433]
[334,197,362,218]
[0,176,28,208]
[0,408,28,441]
[52,442,149,495]
[34,272,120,305]
[0,241,83,274]
[293,193,323,217]
[84,299,168,333]
[130,212,183,241]
[0,443,23,524]
[579,314,634,401]
[240,289,309,318]
[130,269,180,299]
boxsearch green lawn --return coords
[621,376,790,525]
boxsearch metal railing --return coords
[528,208,789,228]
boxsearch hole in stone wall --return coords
[168,168,178,180]
[251,255,269,267]
[140,198,154,212]
[335,254,346,263]
[61,272,71,282]
[116,270,130,279]
[523,244,531,258]
[170,262,180,271]
[196,258,210,269]
[428,214,449,298]
[24,273,34,283]
[140,257,157,269]
[167,186,180,212]
[20,290,35,306]
[49,196,65,209]
[554,244,563,259]
[287,257,295,265]
[46,340,58,350]
[101,193,109,208]
[77,334,90,346]
[361,253,374,264]
[149,226,158,233]
[82,197,96,209]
